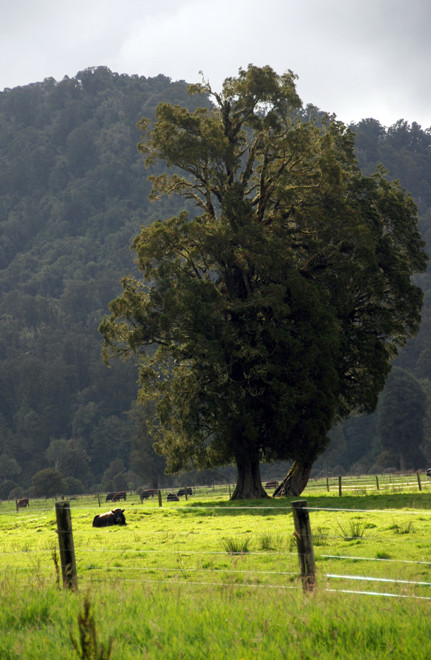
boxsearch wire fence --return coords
[2,469,431,515]
[2,497,431,601]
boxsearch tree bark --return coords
[231,450,268,500]
[273,459,313,497]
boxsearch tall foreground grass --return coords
[1,578,431,659]
[3,488,431,657]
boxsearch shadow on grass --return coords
[181,491,431,515]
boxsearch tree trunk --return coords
[231,451,268,500]
[273,459,313,497]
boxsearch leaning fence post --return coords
[376,475,380,491]
[55,501,78,590]
[417,471,422,491]
[291,500,316,592]
[338,475,342,497]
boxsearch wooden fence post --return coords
[326,477,329,492]
[158,489,162,507]
[291,500,316,592]
[55,501,78,590]
[376,476,380,491]
[417,471,422,491]
[338,475,342,497]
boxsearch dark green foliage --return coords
[0,67,206,490]
[377,367,427,470]
[31,468,65,497]
[0,480,19,499]
[101,66,427,497]
[330,119,431,473]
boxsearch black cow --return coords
[167,493,179,502]
[105,492,115,502]
[92,508,126,527]
[426,468,431,478]
[177,487,192,497]
[140,488,157,500]
[112,491,127,502]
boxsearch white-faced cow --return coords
[426,468,431,478]
[92,508,126,527]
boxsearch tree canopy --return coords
[100,65,427,498]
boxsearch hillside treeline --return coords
[0,67,430,498]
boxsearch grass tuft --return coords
[337,520,367,541]
[222,537,251,554]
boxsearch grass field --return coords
[2,479,431,658]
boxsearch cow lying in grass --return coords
[92,508,126,527]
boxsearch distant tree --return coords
[101,65,427,498]
[31,468,65,497]
[351,118,385,171]
[45,438,68,471]
[45,438,91,483]
[0,453,21,479]
[377,367,427,470]
[63,476,85,495]
[101,458,127,492]
[8,486,25,500]
[0,480,19,500]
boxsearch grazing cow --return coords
[427,468,431,478]
[17,498,29,508]
[167,493,179,502]
[105,492,115,502]
[177,487,192,497]
[139,488,157,500]
[112,491,127,502]
[92,508,126,527]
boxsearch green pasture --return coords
[2,482,431,657]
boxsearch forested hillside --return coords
[322,118,431,476]
[0,67,210,498]
[0,67,430,498]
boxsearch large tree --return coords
[100,65,427,498]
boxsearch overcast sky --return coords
[1,0,430,128]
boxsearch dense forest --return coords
[0,66,430,498]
